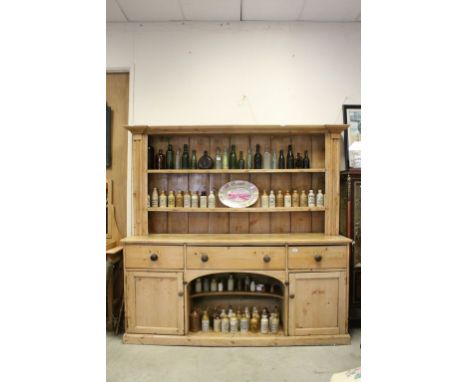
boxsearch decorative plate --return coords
[218,180,259,208]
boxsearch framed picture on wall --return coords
[343,104,361,169]
[106,104,112,168]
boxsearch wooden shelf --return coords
[190,291,284,299]
[147,169,325,174]
[148,207,325,213]
[188,328,285,337]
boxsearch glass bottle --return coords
[236,308,242,331]
[238,151,245,169]
[307,190,315,207]
[244,276,250,292]
[190,309,200,332]
[303,150,310,168]
[286,145,294,169]
[202,310,210,332]
[151,187,159,207]
[191,191,199,208]
[278,150,285,169]
[156,149,166,169]
[246,148,253,169]
[295,152,303,168]
[230,314,238,333]
[270,313,279,334]
[222,148,229,169]
[168,190,175,208]
[240,314,248,333]
[250,279,256,292]
[260,313,269,334]
[203,277,210,292]
[254,144,262,169]
[147,144,155,169]
[147,194,150,208]
[190,150,197,169]
[198,150,213,169]
[210,277,217,292]
[229,145,237,169]
[316,189,324,207]
[215,148,222,169]
[244,306,251,323]
[300,190,307,207]
[208,190,216,208]
[213,315,221,332]
[269,190,276,208]
[159,191,167,207]
[166,144,174,169]
[284,190,292,207]
[181,144,189,169]
[183,191,191,208]
[227,274,234,292]
[174,148,181,169]
[271,151,278,169]
[195,278,202,293]
[261,190,269,208]
[217,278,224,292]
[276,190,284,207]
[292,189,300,207]
[200,191,208,208]
[263,151,271,169]
[250,314,259,333]
[221,313,230,333]
[175,190,183,207]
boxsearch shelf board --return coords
[190,291,283,299]
[188,328,285,337]
[147,169,325,174]
[148,207,325,213]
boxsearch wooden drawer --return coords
[288,246,347,269]
[125,245,184,269]
[186,246,285,270]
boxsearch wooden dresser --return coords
[122,125,352,346]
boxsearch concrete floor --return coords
[107,328,360,382]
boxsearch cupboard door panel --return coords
[126,271,184,335]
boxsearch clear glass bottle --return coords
[175,190,183,207]
[269,190,276,208]
[168,190,175,208]
[174,148,181,169]
[221,313,230,333]
[246,148,253,169]
[217,278,224,292]
[244,276,250,292]
[263,151,271,169]
[270,313,279,334]
[250,279,256,292]
[300,190,307,207]
[316,189,324,207]
[190,150,197,169]
[213,315,221,332]
[147,194,150,208]
[200,191,207,208]
[191,191,199,208]
[222,148,229,169]
[284,190,292,207]
[276,190,284,207]
[261,190,269,208]
[201,310,210,332]
[215,148,222,169]
[227,274,234,292]
[210,277,217,292]
[159,191,167,207]
[307,190,315,207]
[260,313,269,334]
[151,187,159,207]
[240,314,248,333]
[195,278,202,293]
[208,190,216,208]
[183,191,191,208]
[271,151,278,169]
[292,190,300,207]
[203,277,210,292]
[230,314,238,333]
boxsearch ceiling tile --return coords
[107,0,128,22]
[300,0,361,21]
[117,0,183,22]
[242,0,304,21]
[181,0,241,21]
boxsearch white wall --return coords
[107,22,360,125]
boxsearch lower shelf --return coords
[123,332,351,346]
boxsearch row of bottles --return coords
[148,143,312,170]
[190,305,280,334]
[148,188,217,208]
[193,274,282,295]
[260,189,325,208]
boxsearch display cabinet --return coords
[122,125,352,346]
[340,169,361,327]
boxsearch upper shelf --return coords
[147,169,326,174]
[126,124,348,135]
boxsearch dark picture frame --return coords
[343,104,361,169]
[106,104,112,168]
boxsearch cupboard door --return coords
[288,272,345,336]
[126,271,184,335]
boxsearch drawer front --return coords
[125,245,184,269]
[186,246,285,270]
[288,246,347,269]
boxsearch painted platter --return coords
[218,180,259,208]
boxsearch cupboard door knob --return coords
[178,291,183,297]
[284,281,289,286]
[314,255,322,262]
[201,254,209,262]
[263,255,271,263]
[150,254,158,261]
[290,294,295,299]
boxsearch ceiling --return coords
[107,0,361,22]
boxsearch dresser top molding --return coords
[122,233,352,245]
[125,125,348,135]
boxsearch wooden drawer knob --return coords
[178,291,184,297]
[263,255,271,263]
[201,254,209,262]
[289,294,295,299]
[150,253,159,261]
[314,255,322,262]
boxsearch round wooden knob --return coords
[263,255,271,263]
[201,254,209,262]
[178,291,184,297]
[284,281,289,286]
[150,254,158,261]
[314,255,322,262]
[289,294,295,299]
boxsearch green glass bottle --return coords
[286,144,294,169]
[229,145,237,169]
[181,144,189,169]
[238,151,245,169]
[190,150,197,169]
[166,144,174,169]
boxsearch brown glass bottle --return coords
[303,150,310,168]
[295,153,303,168]
[190,309,201,332]
[156,149,166,169]
[278,149,285,169]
